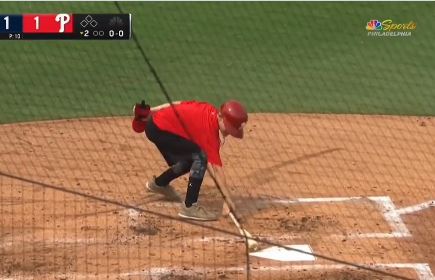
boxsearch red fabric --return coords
[153,101,222,166]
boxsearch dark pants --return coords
[145,116,200,167]
[145,117,207,207]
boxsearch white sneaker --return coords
[178,203,219,221]
[146,178,182,202]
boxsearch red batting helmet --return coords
[220,100,248,139]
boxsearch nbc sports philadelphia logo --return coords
[366,19,416,37]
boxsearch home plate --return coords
[250,244,315,261]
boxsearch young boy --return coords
[139,100,247,221]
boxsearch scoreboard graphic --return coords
[0,14,131,40]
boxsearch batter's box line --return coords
[7,263,433,280]
[273,196,434,239]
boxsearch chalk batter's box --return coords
[0,14,131,40]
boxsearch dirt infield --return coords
[0,114,434,279]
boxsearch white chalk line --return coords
[396,200,435,215]
[368,196,411,237]
[415,263,435,280]
[273,196,363,204]
[338,232,410,238]
[0,263,432,280]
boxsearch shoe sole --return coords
[178,212,218,221]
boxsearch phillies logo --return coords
[55,14,70,33]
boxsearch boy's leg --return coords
[154,159,192,187]
[184,152,206,207]
[152,139,198,187]
[179,151,218,221]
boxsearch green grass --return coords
[1,2,434,123]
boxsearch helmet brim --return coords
[223,117,244,139]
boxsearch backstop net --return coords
[0,2,434,280]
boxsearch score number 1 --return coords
[4,16,9,30]
[34,16,39,30]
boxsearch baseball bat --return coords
[228,212,259,251]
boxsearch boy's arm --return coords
[208,163,233,217]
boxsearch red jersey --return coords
[152,101,222,166]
